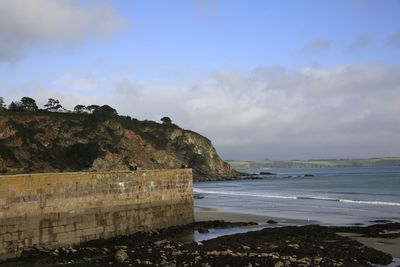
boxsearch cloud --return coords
[0,0,129,63]
[4,63,400,160]
[115,78,142,95]
[302,38,331,54]
[346,34,372,52]
[51,73,99,92]
[388,29,400,46]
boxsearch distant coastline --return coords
[227,157,400,170]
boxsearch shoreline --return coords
[3,208,399,266]
[6,220,399,266]
[195,207,400,262]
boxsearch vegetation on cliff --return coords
[0,97,237,180]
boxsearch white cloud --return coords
[52,73,99,92]
[302,38,331,54]
[115,78,142,95]
[4,63,400,160]
[0,0,129,63]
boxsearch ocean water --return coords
[194,167,400,225]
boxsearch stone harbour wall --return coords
[0,169,194,260]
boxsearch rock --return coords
[50,251,59,257]
[242,245,251,250]
[370,219,392,223]
[260,172,277,175]
[304,174,314,177]
[274,261,284,267]
[219,250,233,256]
[114,245,128,250]
[288,243,300,249]
[267,219,278,224]
[314,257,323,264]
[298,257,312,264]
[143,260,152,265]
[154,239,169,246]
[172,250,183,256]
[33,244,50,253]
[114,249,129,263]
[206,250,220,256]
[198,228,210,233]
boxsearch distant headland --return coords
[228,157,400,170]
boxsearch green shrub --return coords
[0,139,17,161]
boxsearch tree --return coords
[0,97,5,111]
[8,101,24,112]
[20,97,38,111]
[44,98,63,112]
[73,105,86,113]
[86,105,100,113]
[92,105,118,118]
[161,116,172,125]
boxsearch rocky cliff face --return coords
[0,113,238,181]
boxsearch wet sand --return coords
[338,232,400,258]
[194,206,313,225]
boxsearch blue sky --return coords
[1,0,400,160]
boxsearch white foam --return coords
[194,189,400,207]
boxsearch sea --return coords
[194,167,400,225]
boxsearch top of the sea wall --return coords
[0,169,193,218]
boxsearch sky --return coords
[1,0,400,160]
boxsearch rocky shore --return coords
[3,221,399,267]
[194,172,262,182]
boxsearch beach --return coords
[2,206,399,266]
[3,166,400,266]
[195,206,400,260]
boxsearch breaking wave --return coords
[193,189,400,207]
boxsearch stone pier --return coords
[0,169,194,260]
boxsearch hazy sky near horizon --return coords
[1,0,400,160]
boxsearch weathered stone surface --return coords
[0,169,194,261]
[114,249,129,263]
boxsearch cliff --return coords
[0,112,238,181]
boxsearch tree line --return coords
[0,96,102,114]
[0,96,174,125]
